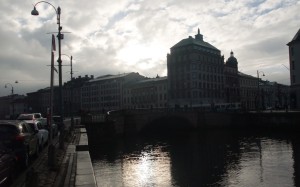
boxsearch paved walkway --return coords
[11,128,80,187]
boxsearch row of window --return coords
[170,64,223,74]
[171,90,225,99]
[123,93,167,104]
[171,82,224,90]
[240,79,257,87]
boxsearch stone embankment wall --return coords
[199,112,300,130]
[83,111,300,143]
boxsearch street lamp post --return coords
[257,70,265,111]
[5,81,18,119]
[62,54,74,130]
[31,1,64,149]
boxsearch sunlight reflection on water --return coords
[91,132,298,187]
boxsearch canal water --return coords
[90,130,300,187]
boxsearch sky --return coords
[0,0,299,97]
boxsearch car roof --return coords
[19,113,33,116]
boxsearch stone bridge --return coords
[84,110,300,136]
[82,110,300,143]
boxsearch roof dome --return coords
[226,51,238,68]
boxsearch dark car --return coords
[0,143,16,187]
[0,120,39,169]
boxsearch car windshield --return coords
[17,114,34,120]
[34,114,41,118]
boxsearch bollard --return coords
[25,168,39,187]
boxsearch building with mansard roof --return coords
[167,29,226,108]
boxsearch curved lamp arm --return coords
[31,1,61,24]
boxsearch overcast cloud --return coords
[0,0,299,96]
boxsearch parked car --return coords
[27,121,49,149]
[17,114,36,122]
[38,118,58,138]
[0,120,39,168]
[0,142,16,187]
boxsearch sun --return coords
[117,41,165,69]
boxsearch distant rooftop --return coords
[136,76,167,84]
[89,72,137,82]
[238,72,256,79]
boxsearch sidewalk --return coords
[11,128,80,187]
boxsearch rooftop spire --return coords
[195,28,203,41]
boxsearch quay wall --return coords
[198,112,300,129]
[83,111,300,143]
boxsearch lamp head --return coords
[31,7,39,16]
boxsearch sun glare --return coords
[117,42,164,68]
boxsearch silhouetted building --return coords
[63,75,94,116]
[167,29,226,108]
[27,87,59,116]
[239,72,257,110]
[0,95,27,119]
[260,81,290,110]
[224,51,240,103]
[123,76,168,109]
[287,28,300,109]
[81,72,145,113]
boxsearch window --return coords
[192,73,197,79]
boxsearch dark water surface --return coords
[90,130,300,187]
